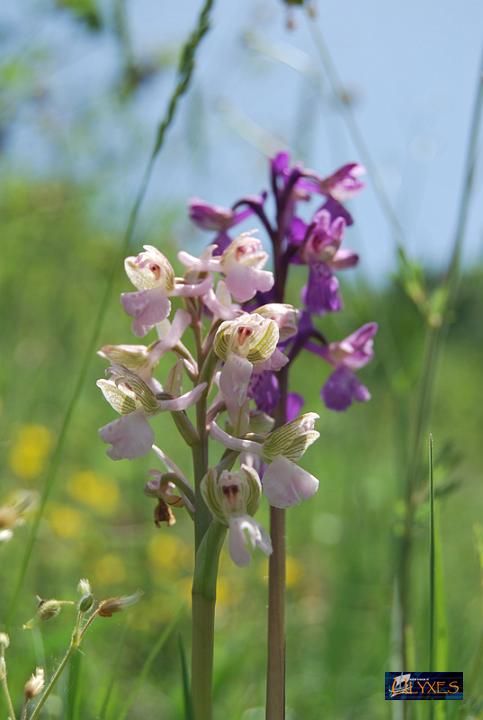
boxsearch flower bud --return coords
[201,465,261,525]
[78,579,94,612]
[262,413,320,463]
[98,591,143,618]
[124,245,175,291]
[256,304,299,341]
[36,598,62,622]
[0,633,10,651]
[23,597,71,629]
[214,314,279,364]
[24,667,45,700]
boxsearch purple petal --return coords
[320,197,354,226]
[248,371,280,414]
[188,198,234,231]
[286,393,304,422]
[212,231,232,255]
[301,263,342,315]
[321,367,371,412]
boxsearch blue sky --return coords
[2,0,482,280]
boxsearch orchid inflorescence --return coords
[96,152,377,568]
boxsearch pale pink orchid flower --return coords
[121,245,212,337]
[178,231,274,303]
[209,420,319,509]
[97,366,206,460]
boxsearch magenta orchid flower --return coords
[189,197,256,254]
[305,322,378,411]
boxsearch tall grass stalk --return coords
[179,634,195,720]
[428,435,435,676]
[98,621,130,720]
[398,47,483,670]
[7,0,216,627]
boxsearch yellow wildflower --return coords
[48,505,84,539]
[286,555,303,589]
[68,470,119,515]
[9,425,53,480]
[94,554,127,586]
[147,534,192,577]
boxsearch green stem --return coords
[191,523,226,720]
[190,314,222,720]
[266,364,288,720]
[30,645,75,720]
[1,670,17,720]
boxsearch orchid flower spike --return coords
[201,465,272,566]
[122,246,212,337]
[97,365,206,460]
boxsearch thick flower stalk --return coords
[96,152,376,720]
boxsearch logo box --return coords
[385,672,463,700]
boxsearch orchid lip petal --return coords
[262,456,319,508]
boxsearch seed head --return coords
[24,667,45,700]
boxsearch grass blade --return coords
[116,611,181,720]
[428,434,449,720]
[97,621,130,720]
[178,633,195,720]
[66,650,83,720]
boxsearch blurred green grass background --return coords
[0,176,481,719]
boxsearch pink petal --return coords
[330,248,359,270]
[171,275,213,298]
[254,348,288,373]
[121,289,171,337]
[224,266,274,303]
[228,515,272,566]
[262,456,319,508]
[219,354,253,408]
[99,412,154,460]
[158,382,207,412]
